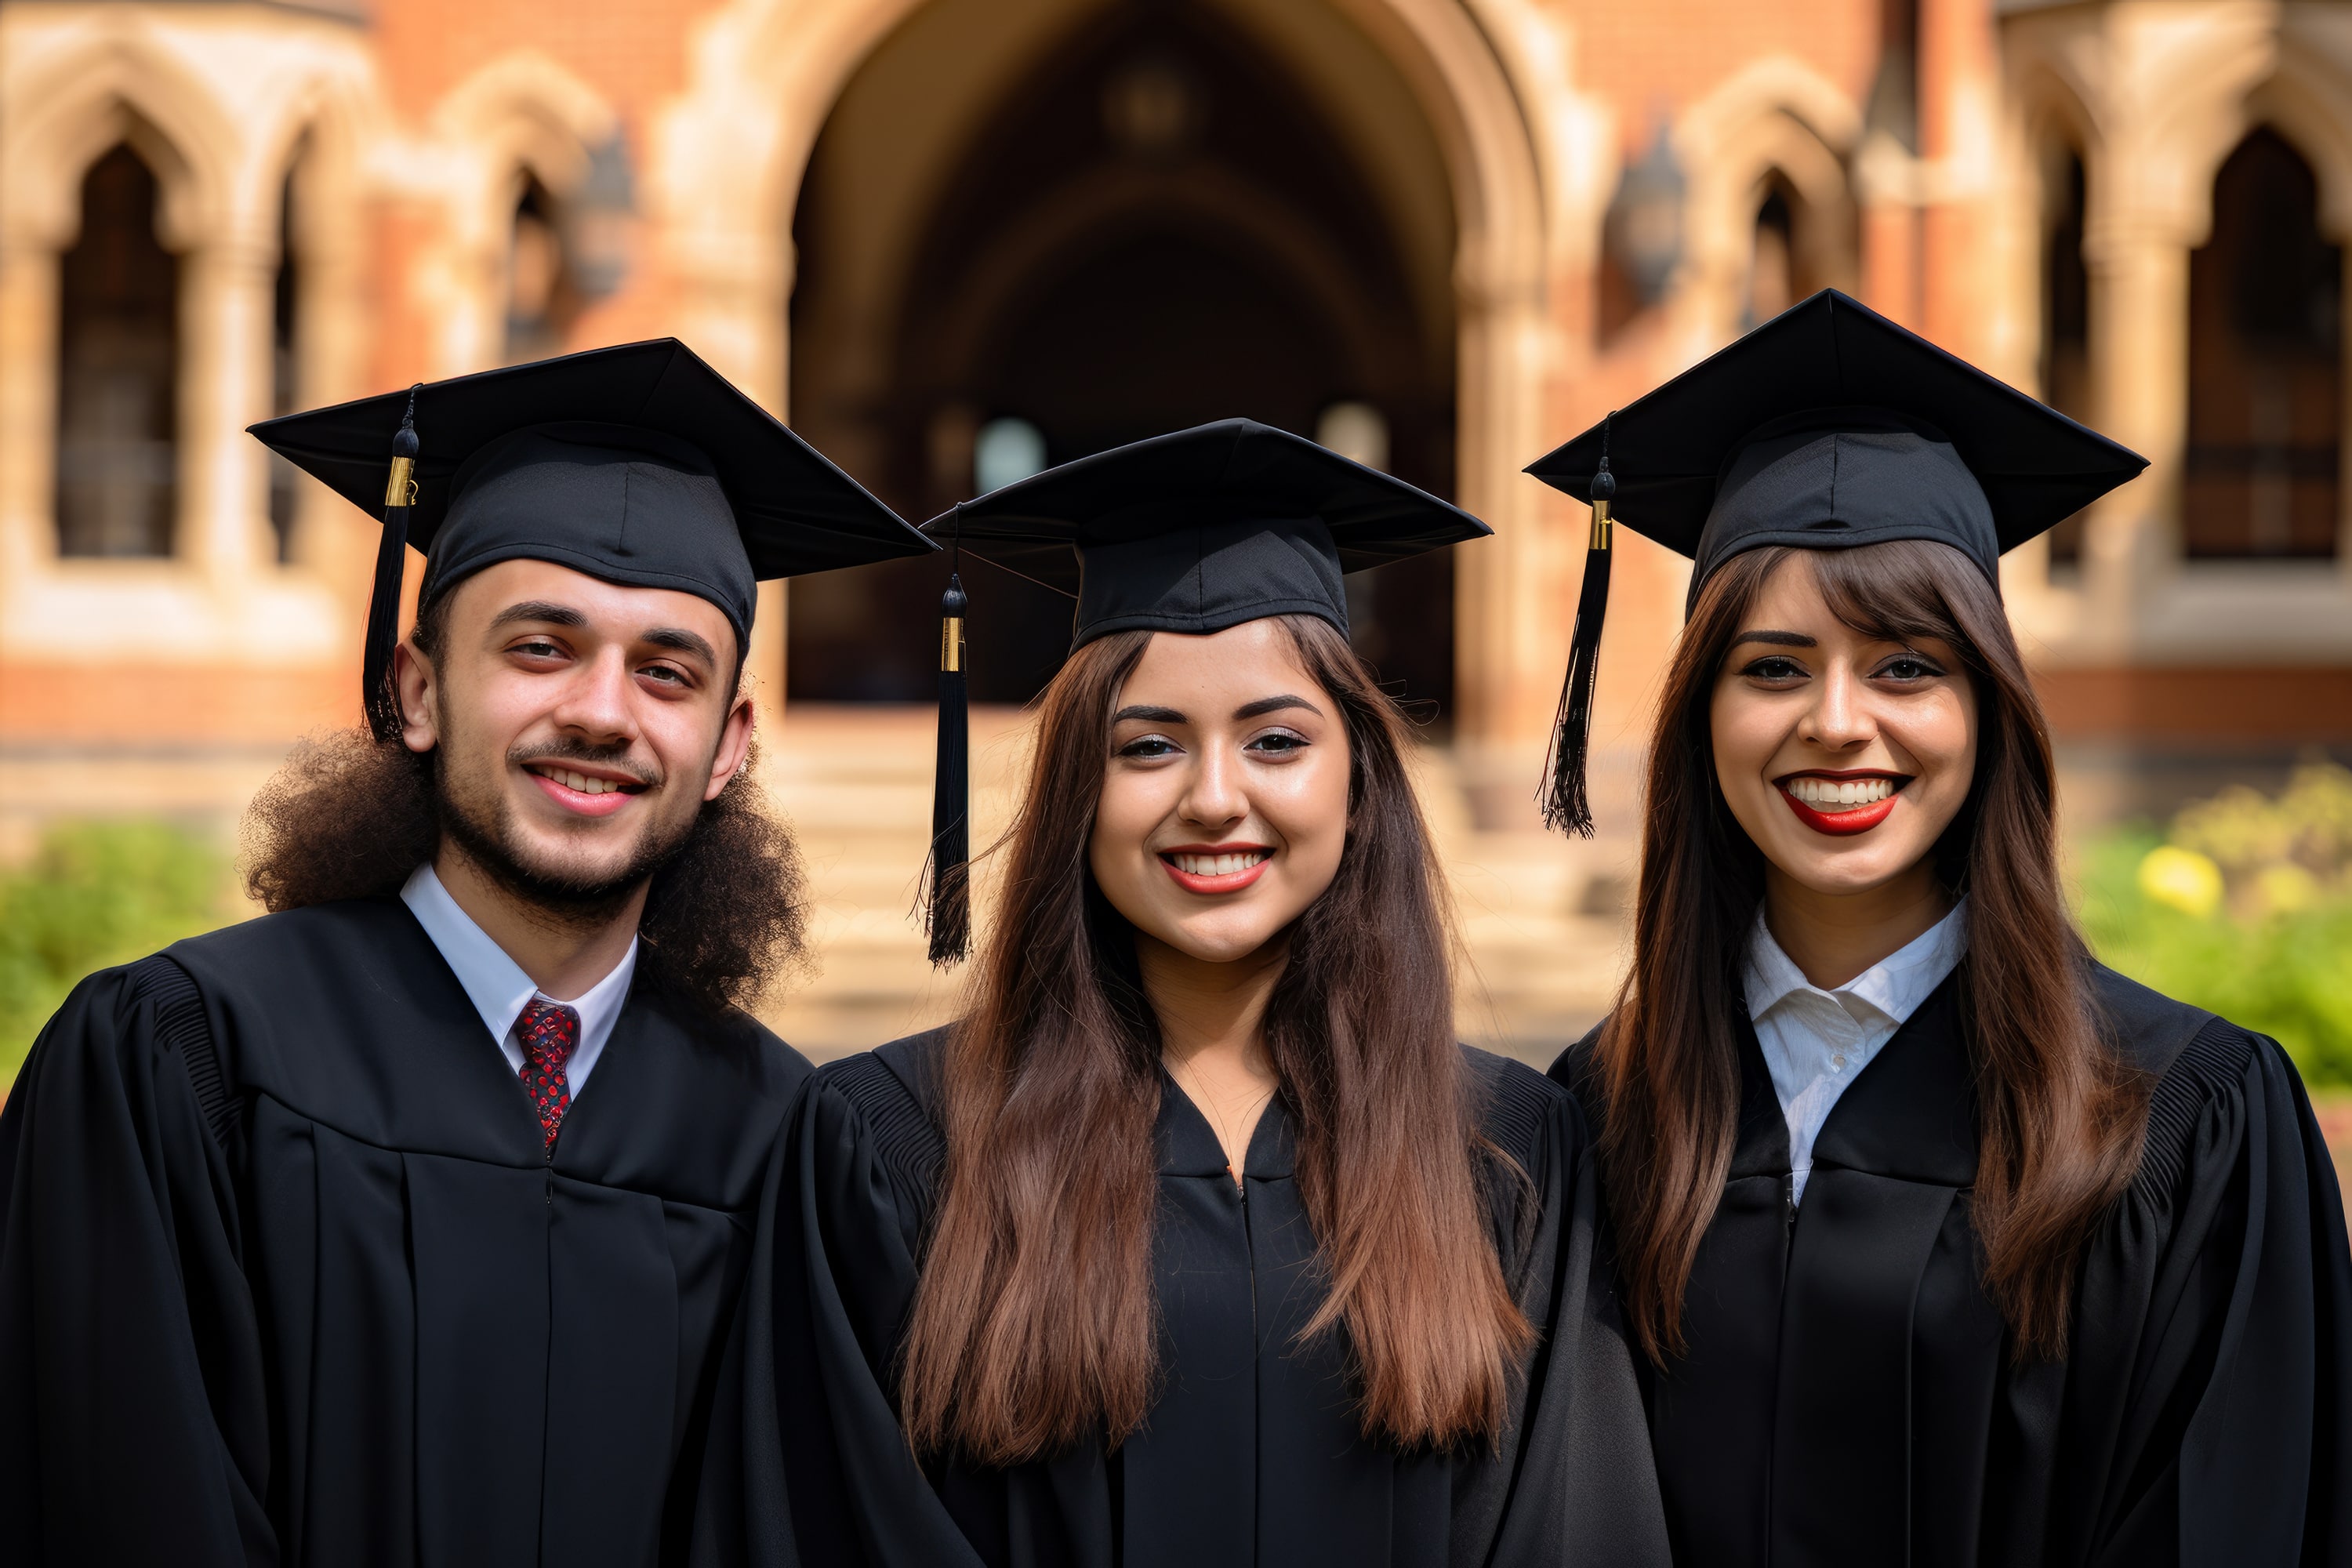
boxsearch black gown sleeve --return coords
[2187,1031,2352,1566]
[1459,1057,1670,1568]
[706,1053,984,1568]
[0,957,276,1566]
[1999,1018,2352,1567]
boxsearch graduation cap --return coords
[250,338,935,741]
[916,418,1490,963]
[1523,289,2147,837]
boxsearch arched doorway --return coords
[785,0,1458,711]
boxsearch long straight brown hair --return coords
[900,615,1534,1466]
[1596,539,2150,1363]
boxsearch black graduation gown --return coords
[702,1028,1669,1568]
[1551,961,2352,1568]
[0,896,811,1567]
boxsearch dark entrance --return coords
[786,1,1457,710]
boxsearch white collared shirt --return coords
[1745,901,1968,1206]
[400,863,637,1098]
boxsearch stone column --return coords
[176,225,278,593]
[1451,274,1561,754]
[1859,189,1922,328]
[288,164,376,590]
[2080,187,2191,657]
[1918,0,2002,362]
[0,233,60,604]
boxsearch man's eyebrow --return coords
[642,626,720,666]
[1730,630,1817,648]
[1233,694,1321,720]
[488,603,720,668]
[488,601,588,630]
[1112,704,1186,724]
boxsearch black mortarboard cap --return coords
[1523,289,2147,836]
[931,418,1489,646]
[250,338,934,739]
[912,419,1490,964]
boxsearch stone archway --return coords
[651,0,1586,746]
[783,0,1460,707]
[1675,56,1863,346]
[420,53,620,377]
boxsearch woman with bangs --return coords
[711,423,1669,1568]
[1529,291,2352,1568]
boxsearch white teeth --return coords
[1788,776,1895,808]
[543,767,622,796]
[1171,851,1269,876]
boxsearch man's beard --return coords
[434,739,701,925]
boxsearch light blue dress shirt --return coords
[1745,900,1968,1205]
[399,862,637,1098]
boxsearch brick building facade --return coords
[1,1,2347,1046]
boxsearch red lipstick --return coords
[1775,772,1905,837]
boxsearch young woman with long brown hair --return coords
[1528,292,2352,1568]
[710,423,1670,1568]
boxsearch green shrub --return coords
[2074,764,2352,1085]
[0,821,232,1091]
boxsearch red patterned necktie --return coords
[517,998,580,1150]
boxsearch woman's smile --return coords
[1774,769,1910,836]
[1157,842,1275,894]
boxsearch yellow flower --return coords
[2139,846,2223,919]
[2254,862,2323,917]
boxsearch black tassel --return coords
[1539,417,1616,838]
[924,573,971,965]
[363,387,422,742]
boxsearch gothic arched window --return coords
[56,144,178,558]
[506,175,580,363]
[269,149,307,564]
[1748,176,1803,328]
[2183,128,2343,559]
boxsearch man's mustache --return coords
[509,738,661,791]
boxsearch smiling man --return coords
[0,341,933,1566]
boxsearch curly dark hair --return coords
[242,725,809,1018]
